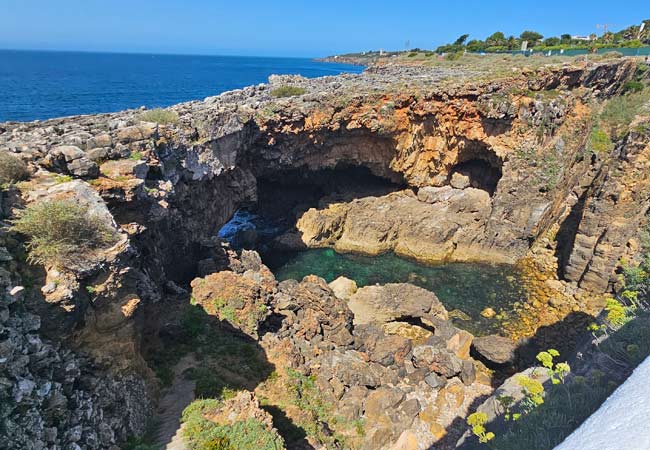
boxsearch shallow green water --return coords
[271,248,526,335]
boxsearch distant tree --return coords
[453,34,470,46]
[543,37,561,46]
[466,39,486,52]
[486,31,507,47]
[507,35,519,50]
[520,30,544,45]
[560,34,572,44]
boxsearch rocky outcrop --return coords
[0,238,150,450]
[295,186,497,263]
[348,282,448,324]
[561,122,650,291]
[0,58,646,449]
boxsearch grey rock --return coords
[472,334,517,365]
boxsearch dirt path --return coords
[152,355,197,450]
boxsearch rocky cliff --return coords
[0,57,649,449]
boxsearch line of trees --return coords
[435,20,650,54]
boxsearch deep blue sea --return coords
[0,50,363,122]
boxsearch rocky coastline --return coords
[1,56,649,449]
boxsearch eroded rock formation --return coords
[0,58,648,449]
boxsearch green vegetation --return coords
[138,108,179,125]
[467,412,495,444]
[129,151,143,160]
[11,199,118,266]
[491,372,616,450]
[536,349,571,385]
[0,152,29,186]
[435,20,650,53]
[182,399,284,450]
[270,86,307,98]
[597,87,650,140]
[587,126,614,154]
[54,174,74,184]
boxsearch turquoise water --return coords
[0,50,363,122]
[272,248,526,335]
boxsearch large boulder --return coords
[50,145,98,178]
[190,265,275,338]
[471,334,517,366]
[348,283,448,325]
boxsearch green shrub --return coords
[445,51,463,61]
[492,375,615,450]
[138,108,179,124]
[0,152,29,185]
[181,399,284,450]
[11,199,118,266]
[623,80,645,94]
[588,127,614,154]
[270,86,306,98]
[599,89,650,139]
[129,151,143,160]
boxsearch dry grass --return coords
[11,199,118,266]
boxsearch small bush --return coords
[0,152,29,185]
[11,199,119,266]
[445,51,463,61]
[182,399,284,450]
[623,80,645,94]
[588,127,614,154]
[270,86,306,98]
[599,89,650,139]
[138,108,179,124]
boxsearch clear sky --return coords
[0,0,647,57]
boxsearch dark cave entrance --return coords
[217,165,407,254]
[449,159,502,195]
[449,142,503,196]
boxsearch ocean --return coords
[0,50,364,122]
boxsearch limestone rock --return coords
[471,334,517,366]
[348,282,448,325]
[328,276,358,300]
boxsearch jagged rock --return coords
[50,145,98,178]
[190,266,274,338]
[412,344,464,378]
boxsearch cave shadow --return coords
[142,294,315,449]
[512,311,595,371]
[480,117,514,137]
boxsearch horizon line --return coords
[0,47,343,60]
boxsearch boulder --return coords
[51,145,98,178]
[471,334,517,366]
[450,172,471,189]
[348,283,447,325]
[329,276,358,300]
[412,345,464,378]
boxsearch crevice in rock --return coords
[555,189,589,280]
[389,316,437,334]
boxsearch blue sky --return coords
[0,1,647,57]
